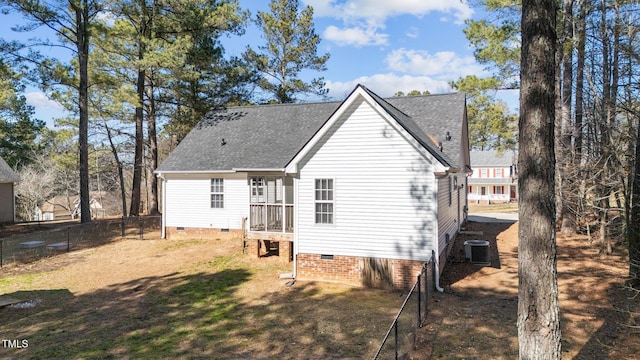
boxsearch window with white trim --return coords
[315,179,334,224]
[210,178,224,208]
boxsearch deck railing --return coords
[250,204,293,233]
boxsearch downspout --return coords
[159,174,166,239]
[433,250,445,292]
[12,183,17,223]
[433,174,445,293]
[292,176,298,278]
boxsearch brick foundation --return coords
[296,253,427,290]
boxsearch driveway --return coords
[467,212,518,223]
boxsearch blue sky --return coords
[225,0,494,99]
[1,0,518,127]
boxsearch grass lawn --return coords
[0,237,404,359]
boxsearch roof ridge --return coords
[384,92,463,100]
[358,84,411,119]
[211,99,343,112]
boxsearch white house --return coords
[156,85,471,289]
[0,156,19,223]
[468,150,518,204]
[35,195,105,221]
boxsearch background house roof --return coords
[470,150,517,167]
[0,156,19,182]
[157,87,467,173]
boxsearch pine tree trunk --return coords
[76,1,92,224]
[518,0,562,358]
[629,106,640,288]
[129,68,145,217]
[559,0,576,235]
[146,73,159,215]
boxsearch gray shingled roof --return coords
[157,85,467,173]
[0,156,19,182]
[386,91,467,168]
[470,150,517,167]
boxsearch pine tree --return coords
[244,0,329,103]
[1,0,103,223]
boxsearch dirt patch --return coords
[413,220,640,359]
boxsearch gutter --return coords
[154,168,286,175]
[158,173,166,239]
[154,170,236,175]
[431,174,445,293]
[433,250,445,292]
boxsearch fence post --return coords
[417,273,422,327]
[394,320,398,360]
[67,227,70,252]
[423,264,433,316]
[1,239,3,267]
[121,216,125,238]
[139,218,143,240]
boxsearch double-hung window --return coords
[315,179,334,224]
[211,178,224,208]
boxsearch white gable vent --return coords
[464,240,490,265]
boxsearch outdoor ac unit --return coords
[464,240,491,265]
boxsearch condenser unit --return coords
[464,240,491,265]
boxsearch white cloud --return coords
[326,73,453,99]
[385,48,486,80]
[405,26,419,39]
[25,92,63,112]
[305,0,473,48]
[304,0,473,24]
[323,18,388,47]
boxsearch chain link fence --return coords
[374,260,433,360]
[0,216,161,267]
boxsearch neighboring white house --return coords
[0,156,19,223]
[156,85,471,289]
[468,150,518,204]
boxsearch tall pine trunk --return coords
[630,113,640,288]
[75,1,92,223]
[559,0,576,235]
[518,0,562,358]
[130,67,145,217]
[146,71,159,215]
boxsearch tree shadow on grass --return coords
[0,269,251,359]
[0,270,403,359]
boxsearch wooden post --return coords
[241,217,247,254]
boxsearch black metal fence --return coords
[373,261,433,360]
[0,216,161,267]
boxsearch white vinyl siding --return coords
[164,172,248,229]
[296,97,444,262]
[437,175,462,255]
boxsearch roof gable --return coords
[285,85,454,173]
[0,156,19,183]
